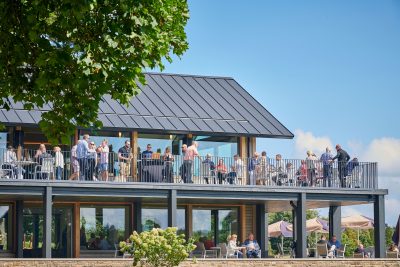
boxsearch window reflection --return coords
[192,208,238,246]
[193,136,238,157]
[138,134,184,156]
[0,205,12,251]
[142,207,185,234]
[80,206,129,250]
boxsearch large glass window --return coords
[0,205,12,252]
[22,206,73,258]
[193,136,238,158]
[138,134,185,155]
[80,206,129,250]
[192,207,238,246]
[142,207,185,235]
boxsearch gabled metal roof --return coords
[0,73,293,138]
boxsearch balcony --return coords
[0,148,378,190]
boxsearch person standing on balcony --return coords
[183,141,199,183]
[141,144,153,181]
[99,139,109,181]
[180,144,187,182]
[228,154,243,184]
[320,147,333,187]
[331,144,350,188]
[162,146,174,183]
[87,142,97,181]
[248,152,260,185]
[69,142,79,180]
[76,134,90,180]
[216,159,227,184]
[53,146,64,180]
[118,140,132,182]
[306,150,317,186]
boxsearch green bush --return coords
[120,227,196,267]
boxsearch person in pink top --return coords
[183,141,199,183]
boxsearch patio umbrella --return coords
[341,214,374,241]
[392,215,400,246]
[286,218,329,233]
[268,220,293,238]
[268,220,293,254]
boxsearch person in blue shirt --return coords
[328,235,342,256]
[76,134,90,180]
[242,233,261,258]
[142,144,153,159]
[320,147,333,187]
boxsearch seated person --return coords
[227,154,243,184]
[354,242,367,257]
[202,154,215,184]
[388,243,399,252]
[227,234,244,258]
[216,159,227,184]
[296,160,308,186]
[328,235,341,256]
[242,233,260,258]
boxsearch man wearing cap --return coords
[331,144,350,188]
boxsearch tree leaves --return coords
[0,0,189,144]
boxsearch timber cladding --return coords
[1,260,400,267]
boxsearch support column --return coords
[185,205,192,240]
[374,195,385,258]
[131,131,138,181]
[43,186,52,258]
[295,193,307,258]
[291,204,296,242]
[16,200,24,258]
[168,190,177,227]
[133,201,142,233]
[248,137,256,157]
[328,206,341,241]
[255,203,268,258]
[73,203,80,258]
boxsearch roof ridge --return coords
[143,71,234,80]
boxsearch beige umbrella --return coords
[287,218,329,233]
[268,220,292,238]
[341,214,374,241]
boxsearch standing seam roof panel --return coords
[183,77,227,120]
[167,117,188,131]
[105,114,127,128]
[180,118,201,132]
[139,76,176,117]
[142,116,164,130]
[194,78,237,120]
[2,109,21,123]
[226,79,292,136]
[130,116,152,129]
[202,119,224,133]
[170,76,213,119]
[215,78,273,135]
[119,115,140,129]
[102,95,128,115]
[98,114,113,127]
[0,110,8,123]
[145,75,187,117]
[154,117,176,131]
[134,84,165,117]
[15,110,35,124]
[153,75,199,118]
[129,97,151,116]
[190,118,212,132]
[161,75,206,119]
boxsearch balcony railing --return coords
[0,148,378,189]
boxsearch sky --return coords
[161,0,400,226]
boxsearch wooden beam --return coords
[131,131,138,181]
[240,205,246,242]
[73,203,80,258]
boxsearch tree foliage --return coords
[0,0,189,144]
[120,227,195,267]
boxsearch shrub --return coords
[120,227,196,267]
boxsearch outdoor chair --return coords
[34,157,54,180]
[386,251,399,258]
[218,242,238,258]
[0,163,14,179]
[316,243,334,258]
[277,243,286,258]
[191,242,217,258]
[336,244,346,258]
[353,252,364,258]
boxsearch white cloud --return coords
[294,129,334,158]
[362,138,400,177]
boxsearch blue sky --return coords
[162,0,400,225]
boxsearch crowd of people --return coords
[2,134,360,187]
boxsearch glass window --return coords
[192,207,238,245]
[80,206,129,250]
[79,130,130,155]
[138,134,185,155]
[0,205,12,251]
[142,207,185,234]
[22,206,73,258]
[193,136,238,158]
